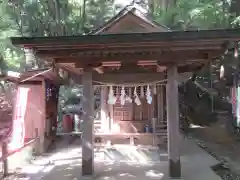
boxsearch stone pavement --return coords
[180,139,221,180]
[11,138,222,180]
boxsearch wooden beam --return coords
[97,73,165,84]
[36,46,163,53]
[82,69,94,176]
[70,72,166,84]
[156,65,167,72]
[11,28,240,49]
[178,63,203,73]
[33,42,223,52]
[166,65,182,178]
[102,61,121,67]
[93,66,104,74]
[19,81,43,85]
[48,50,219,65]
[39,50,222,64]
[137,60,158,66]
[61,64,202,85]
[101,62,155,73]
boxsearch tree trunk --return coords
[81,0,87,33]
[167,0,176,10]
[148,0,168,12]
[53,0,62,35]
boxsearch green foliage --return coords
[152,0,240,93]
[84,0,116,32]
[0,0,118,73]
[0,1,23,72]
[153,0,233,30]
[0,0,117,107]
[0,0,239,73]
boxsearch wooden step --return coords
[155,129,167,132]
[156,124,167,126]
[156,124,167,127]
[155,132,167,136]
[94,120,102,126]
[156,129,167,132]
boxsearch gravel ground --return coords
[185,110,240,180]
[188,134,240,180]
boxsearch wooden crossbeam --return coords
[68,71,166,85]
[93,66,104,74]
[52,50,215,66]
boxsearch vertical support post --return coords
[41,80,47,154]
[157,85,164,124]
[33,128,41,155]
[152,85,157,145]
[2,142,8,177]
[152,118,156,145]
[166,65,181,179]
[209,61,214,112]
[108,104,113,132]
[100,87,108,131]
[129,136,135,145]
[234,42,240,128]
[82,69,94,176]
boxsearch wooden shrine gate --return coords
[11,28,240,179]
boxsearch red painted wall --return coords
[9,83,45,150]
[24,84,45,139]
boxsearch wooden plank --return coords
[71,72,166,85]
[82,69,94,176]
[35,45,221,55]
[166,65,182,178]
[94,132,162,136]
[51,50,213,64]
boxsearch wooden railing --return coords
[0,129,40,177]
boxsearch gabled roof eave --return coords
[90,5,171,35]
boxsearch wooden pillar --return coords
[100,87,108,131]
[41,80,46,154]
[2,142,8,177]
[33,128,41,155]
[157,85,164,124]
[82,69,94,176]
[166,65,181,179]
[152,86,157,145]
[108,100,113,132]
